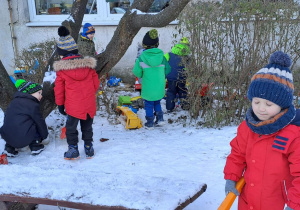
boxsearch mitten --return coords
[225,179,240,196]
[58,105,66,115]
[285,207,293,210]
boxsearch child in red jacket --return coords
[54,26,100,160]
[223,51,300,210]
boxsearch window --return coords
[34,0,97,15]
[27,0,171,26]
[107,0,169,14]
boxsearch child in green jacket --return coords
[133,29,171,129]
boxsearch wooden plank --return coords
[0,184,207,210]
[175,184,207,210]
[0,194,133,210]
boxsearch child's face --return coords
[31,90,43,101]
[252,97,281,121]
[87,33,95,40]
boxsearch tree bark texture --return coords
[0,60,16,112]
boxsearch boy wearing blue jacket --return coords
[164,37,191,112]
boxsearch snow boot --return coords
[145,116,155,130]
[84,143,94,159]
[29,140,45,156]
[3,144,18,157]
[64,145,80,160]
[155,111,165,126]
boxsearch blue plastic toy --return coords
[107,76,121,87]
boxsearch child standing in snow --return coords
[0,79,48,156]
[133,29,171,129]
[54,26,100,160]
[223,51,300,210]
[77,23,96,57]
[164,37,191,112]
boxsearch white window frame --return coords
[26,0,126,26]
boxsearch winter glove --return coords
[285,207,293,210]
[225,179,240,196]
[58,105,66,115]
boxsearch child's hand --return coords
[58,105,67,115]
[225,179,240,196]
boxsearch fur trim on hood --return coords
[53,57,97,72]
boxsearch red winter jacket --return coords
[53,55,100,120]
[224,120,300,210]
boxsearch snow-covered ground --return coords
[0,77,238,209]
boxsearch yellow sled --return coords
[116,106,143,129]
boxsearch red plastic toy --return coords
[0,154,8,165]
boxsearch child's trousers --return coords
[166,80,187,111]
[65,114,93,146]
[144,100,162,118]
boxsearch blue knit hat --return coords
[83,23,95,36]
[247,51,293,109]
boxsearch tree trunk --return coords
[0,60,16,112]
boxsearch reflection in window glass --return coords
[35,0,97,15]
[107,0,169,14]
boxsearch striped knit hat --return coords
[247,51,293,109]
[57,26,78,56]
[15,79,42,94]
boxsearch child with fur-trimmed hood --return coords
[54,26,100,160]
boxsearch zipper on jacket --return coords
[283,180,289,201]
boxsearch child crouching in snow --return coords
[0,79,48,156]
[223,51,300,210]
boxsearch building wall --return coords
[0,1,178,83]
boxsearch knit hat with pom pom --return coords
[247,51,294,108]
[56,26,78,56]
[142,29,159,49]
[15,79,42,95]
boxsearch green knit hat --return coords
[15,79,42,94]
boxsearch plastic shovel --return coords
[218,177,245,210]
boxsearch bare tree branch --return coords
[95,0,191,76]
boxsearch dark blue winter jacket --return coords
[166,53,186,81]
[0,91,48,148]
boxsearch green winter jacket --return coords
[133,48,171,101]
[77,33,96,57]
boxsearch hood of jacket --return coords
[53,56,97,81]
[171,43,191,56]
[140,48,164,67]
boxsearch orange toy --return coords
[60,126,66,139]
[218,177,245,210]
